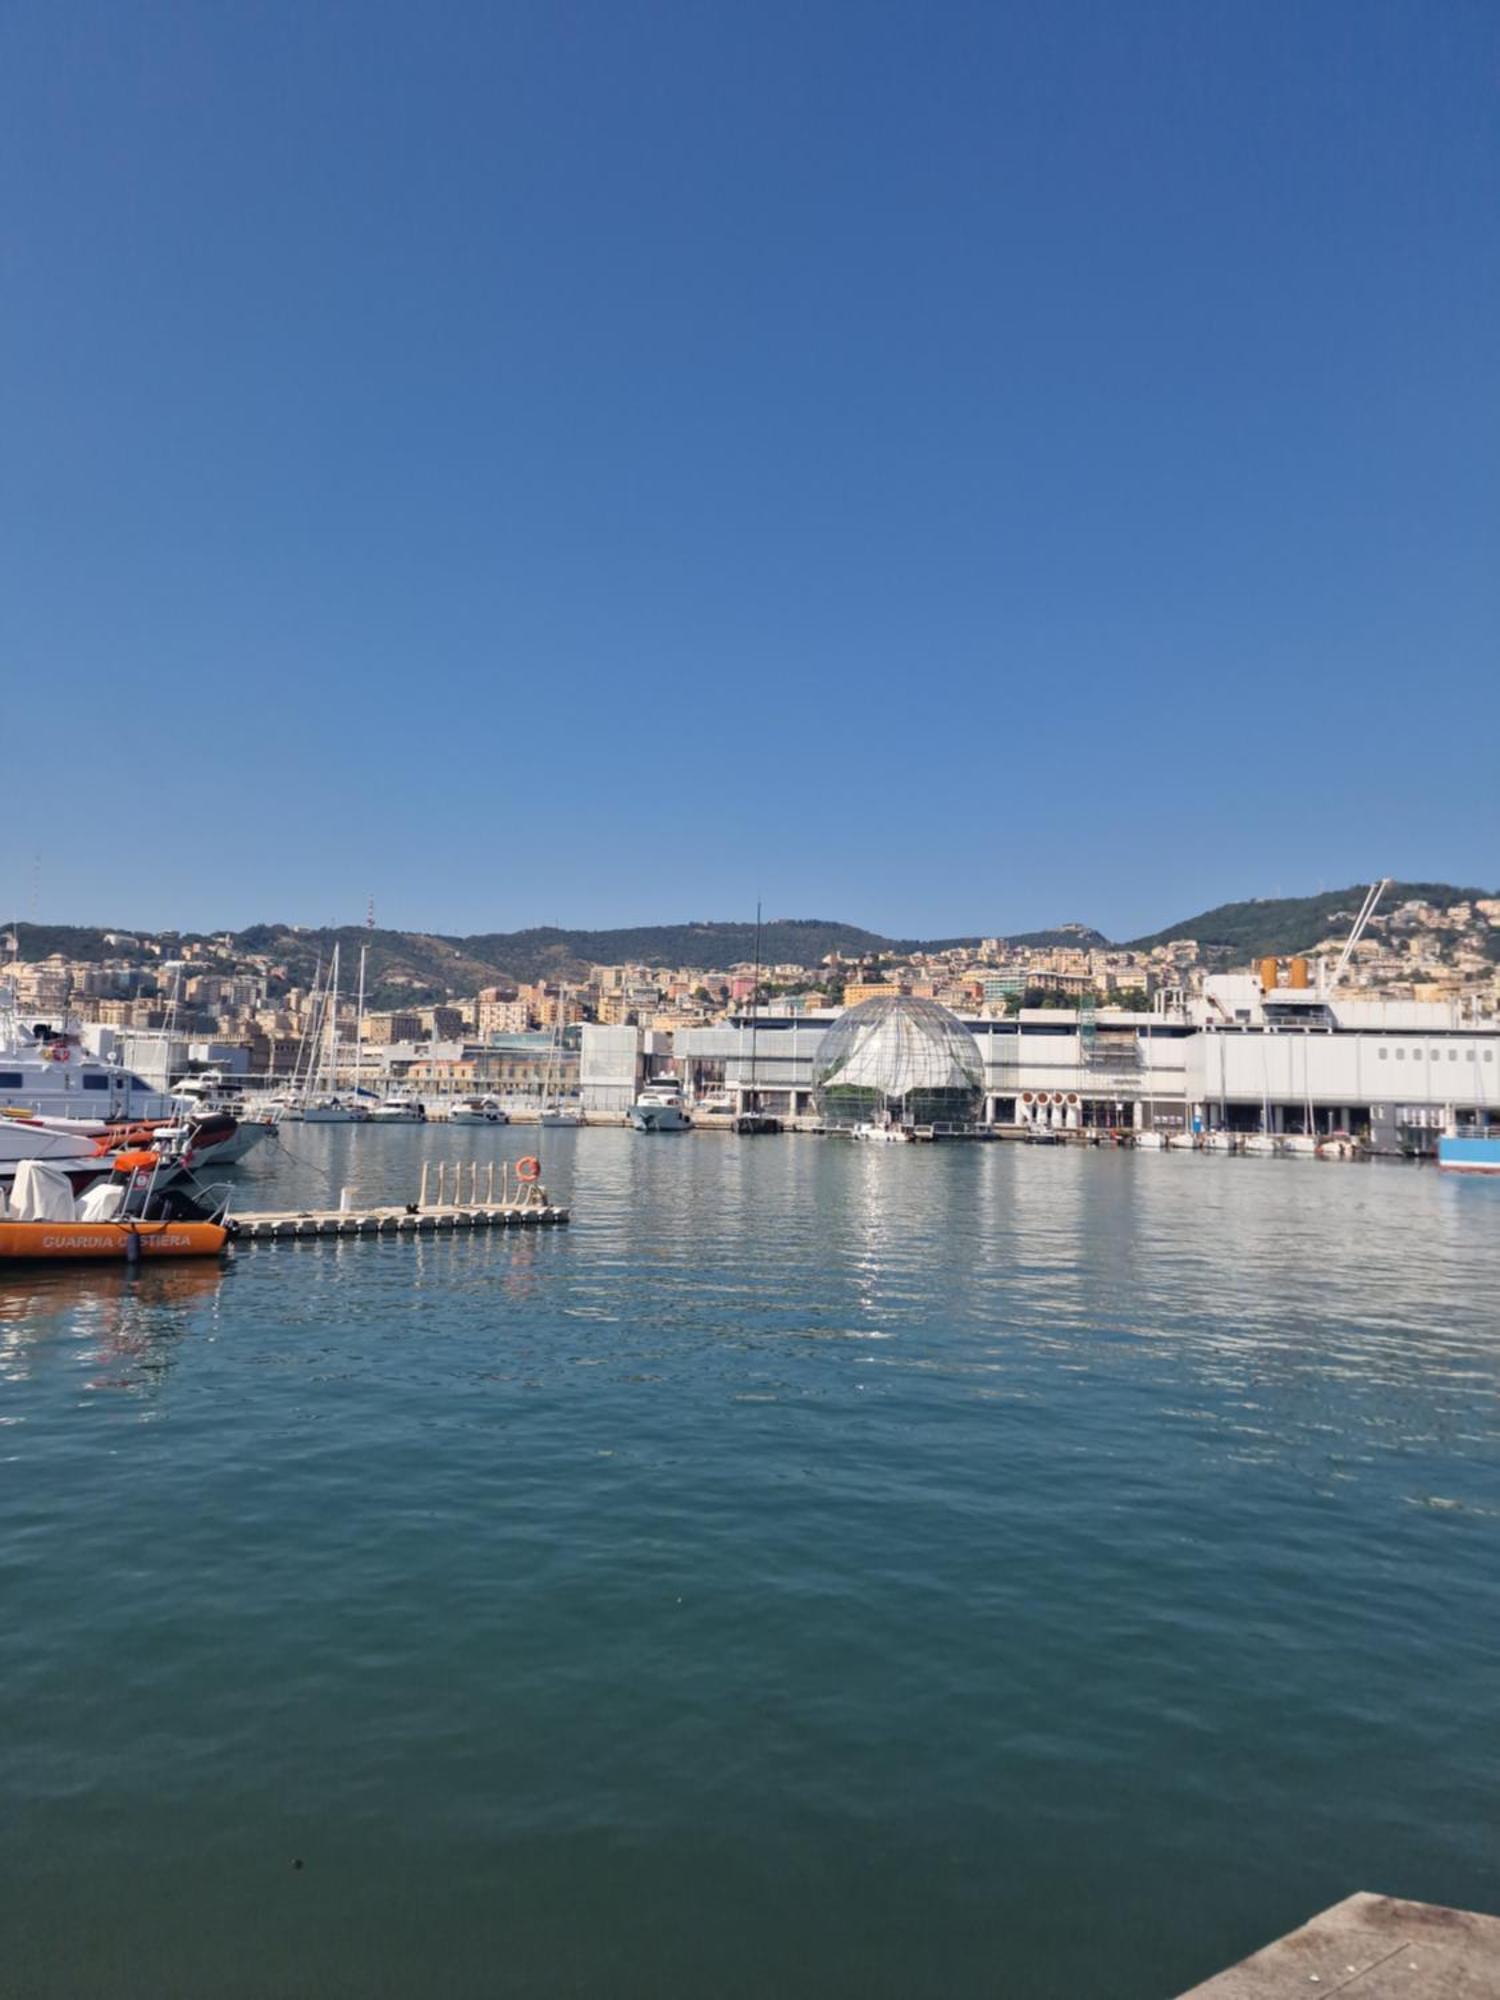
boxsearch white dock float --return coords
[234,1202,569,1242]
[234,1160,568,1242]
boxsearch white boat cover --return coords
[76,1182,125,1223]
[9,1158,79,1221]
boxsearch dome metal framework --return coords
[813,994,985,1131]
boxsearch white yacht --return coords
[450,1096,509,1126]
[851,1121,910,1144]
[538,1105,584,1128]
[368,1093,426,1124]
[0,993,176,1126]
[171,1073,276,1163]
[630,1079,692,1133]
[299,1098,370,1125]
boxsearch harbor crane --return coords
[1326,878,1391,993]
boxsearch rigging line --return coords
[262,1124,347,1197]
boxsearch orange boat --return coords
[0,1152,234,1263]
[0,1219,229,1262]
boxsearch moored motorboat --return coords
[300,1098,370,1124]
[1316,1132,1364,1162]
[450,1096,510,1126]
[171,1074,277,1164]
[0,1155,232,1261]
[630,1080,692,1133]
[368,1094,427,1123]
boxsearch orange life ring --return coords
[515,1155,541,1183]
[50,1043,70,1063]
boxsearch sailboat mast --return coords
[355,944,367,1106]
[326,944,341,1099]
[746,902,763,1112]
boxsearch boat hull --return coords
[189,1119,274,1167]
[0,1220,229,1261]
[630,1107,692,1132]
[1438,1136,1500,1175]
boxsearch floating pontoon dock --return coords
[233,1160,569,1243]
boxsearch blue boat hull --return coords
[1438,1136,1500,1174]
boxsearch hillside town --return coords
[4,892,1499,1102]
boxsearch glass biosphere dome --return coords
[813,994,985,1131]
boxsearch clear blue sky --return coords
[3,1,1496,940]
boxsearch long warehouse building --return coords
[581,974,1500,1156]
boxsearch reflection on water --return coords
[0,1259,229,1398]
[1,1129,1498,1999]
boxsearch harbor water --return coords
[3,1129,1499,1997]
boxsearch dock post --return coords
[419,1160,429,1209]
[486,1161,495,1205]
[436,1161,447,1206]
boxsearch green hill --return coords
[453,918,891,984]
[9,889,1493,1005]
[1128,882,1495,962]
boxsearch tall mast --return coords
[748,901,762,1110]
[325,943,341,1098]
[355,943,367,1103]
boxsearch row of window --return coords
[0,1071,156,1091]
[1377,1048,1494,1063]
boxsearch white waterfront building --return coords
[580,975,1500,1155]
